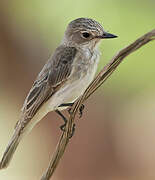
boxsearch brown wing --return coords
[21,46,77,120]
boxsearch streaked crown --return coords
[68,18,104,33]
[62,18,117,47]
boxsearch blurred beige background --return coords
[0,0,155,179]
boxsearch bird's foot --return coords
[79,104,85,118]
[66,103,85,118]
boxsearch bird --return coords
[0,17,117,170]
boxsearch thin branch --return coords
[41,29,155,180]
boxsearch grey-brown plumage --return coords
[0,18,117,170]
[23,46,77,120]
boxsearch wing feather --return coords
[21,46,77,121]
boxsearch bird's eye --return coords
[82,32,90,38]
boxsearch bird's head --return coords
[63,18,117,49]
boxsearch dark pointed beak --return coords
[97,32,118,39]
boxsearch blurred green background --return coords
[0,0,154,179]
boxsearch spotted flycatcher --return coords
[0,18,117,169]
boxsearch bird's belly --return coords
[48,62,98,111]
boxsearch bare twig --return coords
[41,29,155,180]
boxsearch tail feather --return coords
[0,102,49,170]
[0,130,21,170]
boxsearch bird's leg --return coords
[59,103,73,114]
[65,103,85,118]
[55,109,75,138]
[59,103,85,118]
[55,110,67,131]
[59,103,74,107]
[56,102,85,137]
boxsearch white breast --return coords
[48,48,100,111]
